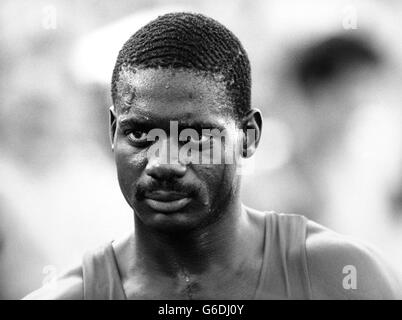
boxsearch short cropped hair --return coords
[111,12,251,120]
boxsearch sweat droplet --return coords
[165,84,170,89]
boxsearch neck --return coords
[132,197,251,277]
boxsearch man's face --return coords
[111,68,243,232]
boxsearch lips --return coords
[144,190,192,213]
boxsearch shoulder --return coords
[22,264,83,300]
[305,219,402,299]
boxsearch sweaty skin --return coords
[24,69,402,299]
[23,216,402,300]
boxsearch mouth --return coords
[144,191,192,213]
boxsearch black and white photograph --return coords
[1,0,402,303]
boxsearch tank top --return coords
[82,212,312,299]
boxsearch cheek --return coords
[114,142,147,193]
[194,164,237,196]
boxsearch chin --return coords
[136,209,206,234]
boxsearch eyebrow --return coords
[118,115,227,131]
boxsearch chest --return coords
[123,264,262,300]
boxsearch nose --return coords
[145,160,187,180]
[145,138,187,180]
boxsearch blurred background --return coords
[1,0,402,299]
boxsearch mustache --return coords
[135,179,198,200]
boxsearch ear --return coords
[109,105,117,151]
[241,108,263,158]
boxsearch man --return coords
[25,12,401,299]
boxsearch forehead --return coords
[115,68,233,127]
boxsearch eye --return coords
[186,133,212,145]
[126,130,148,145]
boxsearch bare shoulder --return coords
[305,220,402,299]
[22,264,83,300]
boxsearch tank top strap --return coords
[82,241,127,300]
[255,212,312,299]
